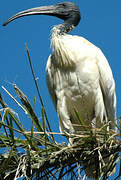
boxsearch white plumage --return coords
[46,28,116,136]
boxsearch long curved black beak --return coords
[3,5,57,26]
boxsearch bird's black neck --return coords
[52,23,75,35]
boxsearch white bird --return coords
[3,2,116,179]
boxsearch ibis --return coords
[3,2,116,179]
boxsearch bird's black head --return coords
[51,2,81,26]
[3,1,81,28]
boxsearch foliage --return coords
[0,45,121,180]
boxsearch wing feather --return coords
[46,55,57,109]
[96,48,116,130]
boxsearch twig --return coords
[2,86,27,114]
[25,43,55,142]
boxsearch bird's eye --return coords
[59,3,66,8]
[62,4,66,7]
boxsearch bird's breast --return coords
[53,59,100,125]
[49,34,103,129]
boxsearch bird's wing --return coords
[96,48,116,130]
[46,54,57,109]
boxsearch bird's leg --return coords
[91,110,96,133]
[91,117,96,134]
[91,116,96,128]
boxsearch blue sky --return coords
[1,0,121,179]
